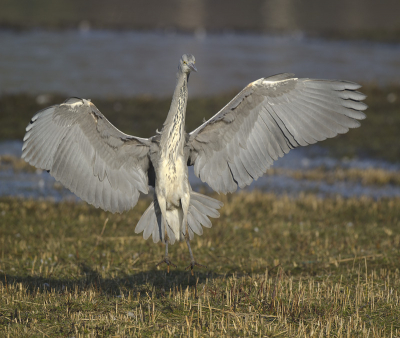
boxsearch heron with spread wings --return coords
[22,54,367,272]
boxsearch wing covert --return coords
[22,98,152,213]
[187,74,367,193]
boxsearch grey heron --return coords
[22,54,367,272]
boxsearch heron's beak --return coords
[188,63,197,72]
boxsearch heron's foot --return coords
[185,261,207,275]
[156,257,177,273]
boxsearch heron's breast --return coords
[158,155,186,184]
[157,155,188,204]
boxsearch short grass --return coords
[267,167,400,186]
[1,193,399,337]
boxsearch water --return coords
[1,30,399,98]
[2,141,400,201]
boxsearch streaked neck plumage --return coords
[160,70,189,158]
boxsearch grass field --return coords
[0,193,399,337]
[1,82,400,336]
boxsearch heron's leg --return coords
[156,199,176,273]
[185,237,207,275]
[156,239,176,273]
[182,195,206,275]
[181,195,190,242]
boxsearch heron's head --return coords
[179,54,197,74]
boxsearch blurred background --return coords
[0,0,399,200]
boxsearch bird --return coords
[22,54,367,273]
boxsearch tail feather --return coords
[191,199,220,218]
[141,204,157,241]
[187,213,203,236]
[165,208,182,244]
[134,192,223,244]
[190,192,224,210]
[189,204,212,228]
[135,202,156,235]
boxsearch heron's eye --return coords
[183,61,187,64]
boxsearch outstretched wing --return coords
[187,73,367,193]
[22,98,152,213]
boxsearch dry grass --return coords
[268,167,400,186]
[1,193,400,337]
[0,155,37,172]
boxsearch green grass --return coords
[1,83,400,162]
[0,193,400,336]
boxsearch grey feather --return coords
[135,191,222,243]
[22,99,151,213]
[187,74,367,194]
[188,213,203,236]
[190,191,223,209]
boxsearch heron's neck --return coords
[160,72,188,153]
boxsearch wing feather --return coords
[22,98,152,213]
[187,75,367,193]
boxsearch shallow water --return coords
[1,30,399,98]
[2,140,400,201]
